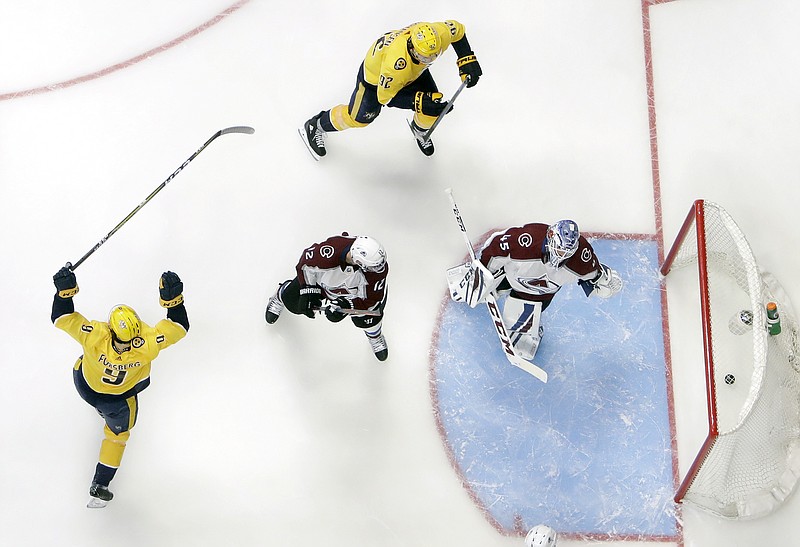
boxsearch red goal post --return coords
[661,199,800,519]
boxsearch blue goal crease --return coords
[431,238,678,538]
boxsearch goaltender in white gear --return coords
[447,220,622,361]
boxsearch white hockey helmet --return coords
[350,236,386,272]
[545,219,580,267]
[525,524,558,547]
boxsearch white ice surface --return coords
[1,1,799,546]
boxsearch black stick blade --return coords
[221,126,255,135]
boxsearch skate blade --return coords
[87,497,109,509]
[297,128,320,161]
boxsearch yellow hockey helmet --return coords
[408,23,442,64]
[108,304,141,342]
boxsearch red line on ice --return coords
[0,0,250,102]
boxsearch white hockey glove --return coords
[591,264,623,298]
[446,259,497,308]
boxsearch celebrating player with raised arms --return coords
[265,233,389,361]
[299,20,482,159]
[51,267,189,508]
[447,220,623,361]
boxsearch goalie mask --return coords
[545,219,580,268]
[350,236,386,273]
[108,304,141,343]
[408,23,442,64]
[525,524,558,547]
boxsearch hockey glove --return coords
[298,285,324,318]
[159,271,184,308]
[53,266,79,299]
[457,54,482,88]
[414,92,449,117]
[324,297,352,323]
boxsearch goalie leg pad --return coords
[502,296,544,360]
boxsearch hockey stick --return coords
[66,126,255,270]
[316,304,382,317]
[422,77,469,144]
[444,187,548,383]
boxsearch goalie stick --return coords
[445,187,548,383]
[66,126,255,271]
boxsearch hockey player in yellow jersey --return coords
[299,20,482,159]
[51,266,189,508]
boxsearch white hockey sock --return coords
[364,322,382,338]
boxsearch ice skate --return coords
[299,112,327,160]
[265,285,286,324]
[87,482,113,508]
[366,332,388,361]
[408,120,435,156]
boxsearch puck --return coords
[724,374,735,385]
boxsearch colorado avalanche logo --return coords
[518,233,533,247]
[581,248,592,262]
[518,275,561,294]
[320,245,335,259]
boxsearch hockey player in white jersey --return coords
[265,233,389,361]
[447,220,622,361]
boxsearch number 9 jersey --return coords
[55,312,187,396]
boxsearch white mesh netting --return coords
[667,200,800,519]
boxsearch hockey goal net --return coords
[662,199,800,519]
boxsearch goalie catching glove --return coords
[446,259,497,308]
[590,264,623,298]
[159,271,184,308]
[53,266,79,299]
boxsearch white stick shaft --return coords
[444,188,548,383]
[445,187,477,261]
